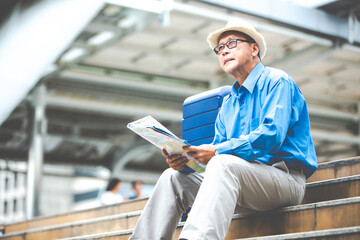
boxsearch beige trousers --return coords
[129,154,306,240]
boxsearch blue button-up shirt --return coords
[212,62,317,178]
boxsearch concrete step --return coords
[3,156,359,236]
[42,196,360,240]
[53,227,360,240]
[4,173,359,236]
[307,156,360,183]
[4,198,147,234]
[223,196,360,239]
[237,226,360,240]
[4,174,359,236]
[0,211,141,240]
[303,175,360,204]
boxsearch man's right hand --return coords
[162,149,189,171]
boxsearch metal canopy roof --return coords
[319,0,360,19]
[0,0,359,183]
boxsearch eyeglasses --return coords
[213,38,254,55]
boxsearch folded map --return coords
[127,115,205,173]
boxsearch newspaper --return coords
[127,115,205,173]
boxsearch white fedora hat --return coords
[207,18,267,59]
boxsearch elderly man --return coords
[129,18,317,240]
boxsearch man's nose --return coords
[221,47,230,55]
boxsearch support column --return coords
[26,83,47,219]
[357,103,360,155]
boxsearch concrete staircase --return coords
[1,156,359,240]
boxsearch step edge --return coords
[231,196,360,220]
[58,224,360,240]
[317,156,360,169]
[306,174,360,187]
[1,211,142,237]
[5,198,147,227]
[57,229,133,240]
[281,196,360,212]
[236,226,360,240]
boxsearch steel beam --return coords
[172,1,333,47]
[71,40,213,65]
[45,134,114,157]
[311,130,360,145]
[269,45,335,74]
[327,57,360,70]
[82,58,215,83]
[294,71,360,88]
[197,0,360,45]
[0,0,104,126]
[308,107,359,123]
[105,0,165,14]
[143,22,210,42]
[58,70,204,98]
[46,95,182,122]
[85,22,125,34]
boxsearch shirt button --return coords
[242,122,245,126]
[241,102,244,105]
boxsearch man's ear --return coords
[252,43,260,57]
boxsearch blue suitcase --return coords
[182,86,231,146]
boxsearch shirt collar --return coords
[231,62,264,95]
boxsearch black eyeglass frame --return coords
[213,38,254,55]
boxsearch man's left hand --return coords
[183,144,217,165]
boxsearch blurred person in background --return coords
[100,178,124,206]
[126,180,144,200]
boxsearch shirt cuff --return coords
[215,141,232,155]
[215,138,254,159]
